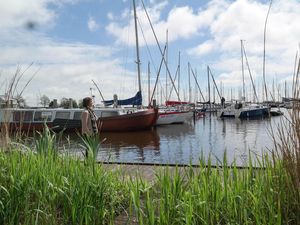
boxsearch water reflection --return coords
[156,122,195,138]
[101,130,160,150]
[64,110,287,166]
[97,129,160,163]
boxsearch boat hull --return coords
[238,107,270,118]
[7,119,80,132]
[98,108,158,132]
[156,111,192,125]
[2,108,158,133]
[7,122,54,132]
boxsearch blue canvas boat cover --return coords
[103,91,142,106]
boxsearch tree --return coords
[78,99,83,108]
[60,97,78,108]
[40,95,50,107]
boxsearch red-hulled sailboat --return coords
[95,0,158,132]
[97,108,158,132]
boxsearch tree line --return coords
[40,95,83,108]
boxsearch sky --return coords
[0,0,299,106]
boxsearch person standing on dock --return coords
[81,97,98,135]
[221,97,226,108]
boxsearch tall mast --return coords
[207,66,211,111]
[178,51,181,99]
[241,40,245,100]
[284,80,287,97]
[165,29,168,103]
[148,61,150,105]
[133,0,142,95]
[188,62,191,103]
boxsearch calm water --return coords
[68,109,288,166]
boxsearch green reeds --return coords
[34,124,58,157]
[129,156,298,225]
[0,147,130,225]
[1,131,299,224]
[269,54,300,223]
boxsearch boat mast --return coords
[178,51,181,99]
[284,80,287,97]
[133,0,142,96]
[207,65,211,112]
[188,62,191,103]
[241,40,245,101]
[165,29,168,104]
[148,61,150,105]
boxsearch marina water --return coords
[68,109,287,166]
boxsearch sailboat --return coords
[95,0,158,131]
[0,0,158,133]
[218,40,270,119]
[156,51,193,125]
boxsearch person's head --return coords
[82,97,93,109]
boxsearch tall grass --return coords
[0,65,36,148]
[274,56,300,189]
[129,155,299,225]
[269,54,300,223]
[0,148,130,225]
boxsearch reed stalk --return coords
[0,66,35,149]
[270,54,300,222]
[0,147,130,224]
[129,154,298,224]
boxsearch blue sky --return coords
[0,0,299,106]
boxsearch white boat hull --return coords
[156,111,193,125]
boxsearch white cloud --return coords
[0,0,146,106]
[0,0,56,30]
[188,40,215,56]
[0,55,139,106]
[186,0,300,93]
[107,12,114,20]
[88,16,99,32]
[1,0,299,105]
[105,0,228,47]
[106,1,212,46]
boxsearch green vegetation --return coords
[1,132,300,224]
[130,156,299,225]
[0,132,130,225]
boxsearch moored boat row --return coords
[0,106,194,132]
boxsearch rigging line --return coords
[136,17,158,75]
[140,0,181,102]
[190,65,205,102]
[167,64,179,101]
[137,11,167,100]
[242,43,259,102]
[207,67,221,100]
[133,0,142,94]
[92,80,105,102]
[150,45,167,106]
[119,1,132,97]
[268,90,275,102]
[158,80,167,102]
